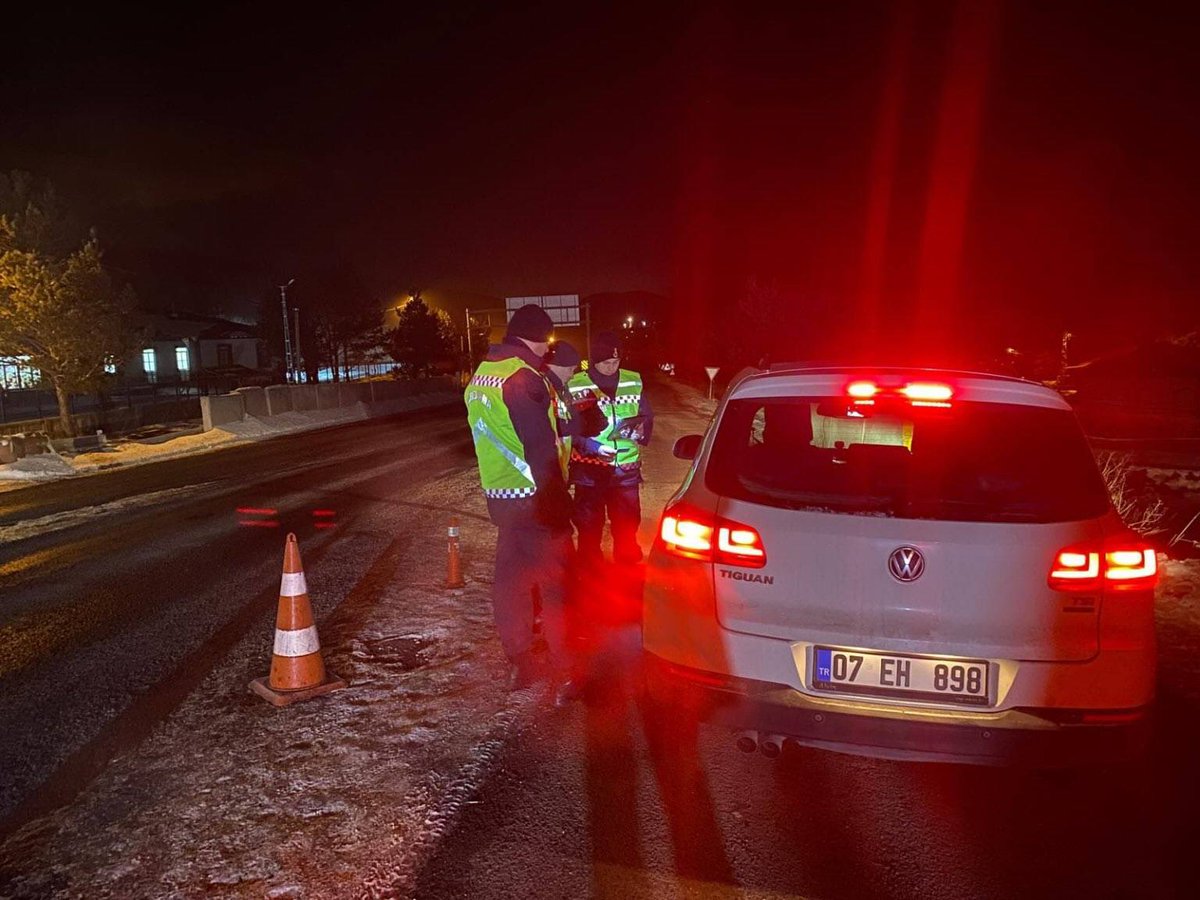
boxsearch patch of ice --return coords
[0,454,75,481]
[0,482,219,545]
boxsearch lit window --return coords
[142,348,157,382]
[175,347,190,380]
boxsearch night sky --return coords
[4,1,1200,362]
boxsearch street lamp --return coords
[279,278,295,383]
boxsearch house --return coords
[130,313,265,384]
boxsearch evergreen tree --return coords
[389,295,454,378]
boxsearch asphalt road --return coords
[4,394,1197,899]
[415,604,1199,900]
[0,404,476,839]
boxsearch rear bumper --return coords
[644,652,1151,767]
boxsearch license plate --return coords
[812,646,991,706]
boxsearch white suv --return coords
[643,367,1157,765]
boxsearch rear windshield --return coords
[706,397,1109,523]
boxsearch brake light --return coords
[659,505,767,568]
[660,513,713,558]
[1049,550,1100,584]
[901,382,954,402]
[845,380,953,407]
[717,525,766,564]
[1048,540,1158,592]
[1104,549,1157,584]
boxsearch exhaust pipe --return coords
[735,730,759,753]
[759,734,784,759]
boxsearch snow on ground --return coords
[0,392,458,485]
[71,429,237,470]
[0,378,715,899]
[1155,558,1200,704]
[0,453,75,481]
[4,376,1196,896]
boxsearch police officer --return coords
[465,305,574,692]
[546,340,606,456]
[568,330,654,566]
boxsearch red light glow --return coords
[1049,541,1157,592]
[659,505,767,568]
[902,382,954,402]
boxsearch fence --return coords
[0,383,201,426]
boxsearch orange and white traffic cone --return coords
[249,533,347,707]
[446,516,466,589]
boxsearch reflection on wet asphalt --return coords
[417,564,1193,900]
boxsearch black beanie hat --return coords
[506,304,555,342]
[548,340,581,368]
[590,330,620,363]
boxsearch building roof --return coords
[137,313,258,342]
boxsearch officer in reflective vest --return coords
[567,330,654,566]
[465,305,575,695]
[545,339,605,458]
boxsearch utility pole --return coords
[292,307,302,382]
[279,278,295,383]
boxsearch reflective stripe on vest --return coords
[554,389,573,458]
[473,418,535,485]
[465,356,565,497]
[566,369,642,467]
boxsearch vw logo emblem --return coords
[888,546,925,582]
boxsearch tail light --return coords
[660,508,714,560]
[659,504,767,568]
[845,379,953,407]
[1049,537,1158,592]
[901,382,954,402]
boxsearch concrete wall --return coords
[264,385,294,416]
[233,386,268,417]
[193,377,460,432]
[292,385,319,412]
[339,383,373,406]
[316,384,340,409]
[201,393,247,432]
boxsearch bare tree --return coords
[1096,451,1166,535]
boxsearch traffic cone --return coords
[249,533,347,707]
[446,516,466,589]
